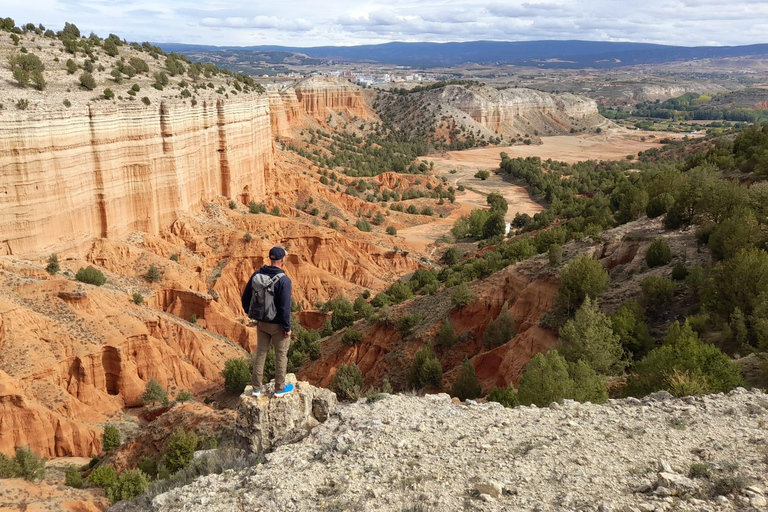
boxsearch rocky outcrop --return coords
[427,84,603,137]
[0,96,273,258]
[267,86,302,137]
[234,374,337,455]
[135,389,768,512]
[293,77,371,121]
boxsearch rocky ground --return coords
[134,388,768,512]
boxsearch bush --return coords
[474,170,490,180]
[88,465,117,488]
[407,344,442,389]
[175,390,192,403]
[646,238,672,268]
[248,201,266,214]
[221,358,251,394]
[517,350,607,407]
[624,322,744,398]
[103,88,114,100]
[46,254,60,274]
[386,225,397,236]
[139,378,169,407]
[137,457,158,479]
[387,282,413,303]
[0,453,21,478]
[355,219,372,232]
[162,428,198,475]
[646,193,675,218]
[145,264,161,283]
[451,282,472,309]
[109,469,150,504]
[450,359,482,401]
[548,244,563,266]
[435,320,456,347]
[102,425,121,451]
[557,255,610,313]
[396,314,422,335]
[610,300,654,361]
[559,298,626,375]
[65,465,83,488]
[321,296,356,332]
[132,292,144,305]
[66,58,77,74]
[341,329,363,345]
[141,96,151,106]
[243,232,252,242]
[487,385,518,408]
[483,304,516,348]
[14,447,45,481]
[671,262,689,281]
[75,265,106,286]
[441,247,460,266]
[330,363,364,400]
[79,71,96,90]
[641,276,676,308]
[482,212,506,239]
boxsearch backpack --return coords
[248,272,285,322]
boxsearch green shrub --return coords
[102,425,121,451]
[79,71,96,90]
[441,247,460,265]
[387,282,413,303]
[243,232,252,242]
[132,292,144,305]
[87,465,116,488]
[145,264,161,283]
[559,298,626,375]
[14,446,45,481]
[483,304,516,348]
[407,344,442,389]
[248,201,266,214]
[103,88,114,100]
[517,350,607,407]
[45,254,60,274]
[451,282,472,309]
[108,469,150,504]
[66,58,77,74]
[548,244,563,266]
[641,276,676,308]
[646,238,672,268]
[189,314,197,324]
[139,378,169,407]
[63,98,71,108]
[65,465,83,488]
[557,255,610,313]
[396,314,422,335]
[341,329,363,345]
[671,262,689,281]
[450,359,482,401]
[474,170,490,180]
[487,385,518,408]
[386,225,397,236]
[141,96,150,106]
[624,321,744,398]
[221,358,251,394]
[75,265,106,286]
[353,296,374,320]
[435,320,456,347]
[646,193,675,218]
[175,390,192,403]
[330,363,364,400]
[356,219,372,232]
[162,428,198,475]
[137,457,158,479]
[0,453,21,478]
[610,300,654,361]
[321,296,355,331]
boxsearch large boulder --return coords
[234,373,337,455]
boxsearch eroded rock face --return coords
[234,374,337,456]
[0,97,273,258]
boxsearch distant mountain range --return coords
[158,40,768,69]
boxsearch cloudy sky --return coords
[3,0,768,47]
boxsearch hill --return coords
[159,40,768,69]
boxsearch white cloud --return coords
[1,0,767,46]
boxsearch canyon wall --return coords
[429,84,604,136]
[0,96,273,259]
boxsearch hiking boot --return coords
[251,386,265,397]
[273,383,294,397]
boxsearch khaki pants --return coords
[251,322,290,389]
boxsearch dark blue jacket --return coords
[241,265,292,332]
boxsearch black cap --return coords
[269,246,286,261]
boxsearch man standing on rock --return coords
[241,246,294,397]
